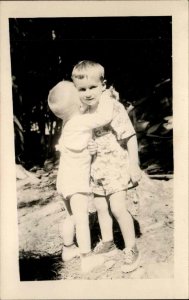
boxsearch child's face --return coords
[73,74,106,108]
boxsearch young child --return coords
[72,60,142,273]
[48,80,114,273]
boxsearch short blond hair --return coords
[48,80,80,122]
[72,60,105,82]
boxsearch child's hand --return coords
[80,103,89,113]
[130,164,142,185]
[87,139,98,155]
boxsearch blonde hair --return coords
[48,80,80,122]
[72,60,105,82]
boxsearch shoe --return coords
[93,240,118,257]
[121,245,141,273]
[62,244,80,262]
[81,253,104,273]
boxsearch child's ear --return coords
[102,80,107,91]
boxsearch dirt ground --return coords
[17,166,174,280]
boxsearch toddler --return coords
[48,80,114,273]
[72,60,142,273]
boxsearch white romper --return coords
[56,92,114,199]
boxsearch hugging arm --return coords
[78,91,114,129]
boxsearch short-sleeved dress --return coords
[91,100,136,196]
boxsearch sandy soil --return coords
[17,167,174,280]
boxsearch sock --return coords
[63,243,75,248]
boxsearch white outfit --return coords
[56,91,114,199]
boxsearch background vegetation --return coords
[9,17,173,173]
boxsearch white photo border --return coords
[0,1,188,299]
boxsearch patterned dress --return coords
[91,100,136,196]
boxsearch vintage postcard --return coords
[0,1,188,299]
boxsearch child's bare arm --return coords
[127,134,142,184]
[79,90,114,129]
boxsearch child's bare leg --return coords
[93,195,113,242]
[109,191,135,248]
[61,215,75,245]
[93,195,117,256]
[60,199,79,261]
[109,191,141,272]
[70,193,104,273]
[62,199,75,246]
[70,193,91,254]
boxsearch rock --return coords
[17,189,41,207]
[16,164,28,179]
[44,159,55,172]
[16,164,41,188]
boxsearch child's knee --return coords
[73,212,89,226]
[111,206,122,218]
[64,215,75,226]
[110,201,125,218]
[94,197,108,213]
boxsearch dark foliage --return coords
[9,17,173,173]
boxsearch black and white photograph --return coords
[1,1,188,299]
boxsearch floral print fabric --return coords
[91,101,135,196]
